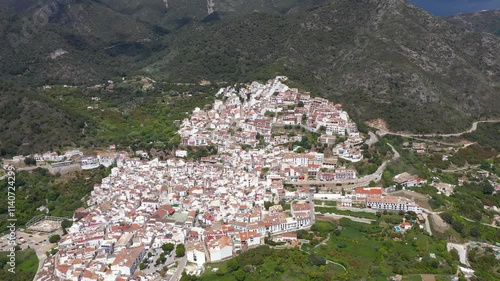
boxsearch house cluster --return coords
[81,151,122,170]
[412,143,426,154]
[178,77,361,182]
[12,150,82,163]
[10,149,121,170]
[43,77,372,280]
[433,182,456,196]
[47,143,316,279]
[392,172,426,188]
[341,187,421,213]
[178,77,361,153]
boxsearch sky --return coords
[408,0,500,16]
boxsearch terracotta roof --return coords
[355,187,383,195]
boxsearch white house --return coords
[366,196,420,213]
[111,246,145,276]
[207,236,233,262]
[239,231,261,248]
[186,241,207,267]
[175,150,188,158]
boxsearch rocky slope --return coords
[147,0,500,132]
[0,0,499,134]
[446,10,500,36]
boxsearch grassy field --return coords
[0,249,38,281]
[312,219,457,280]
[186,217,458,281]
[314,206,379,220]
[40,82,218,151]
[313,200,337,207]
[403,275,423,281]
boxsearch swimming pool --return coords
[394,226,402,231]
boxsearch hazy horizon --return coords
[409,0,500,16]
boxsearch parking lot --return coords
[0,231,53,253]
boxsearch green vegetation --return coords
[434,182,500,243]
[0,81,218,156]
[353,141,392,176]
[315,206,378,220]
[49,234,61,244]
[182,246,338,281]
[176,243,186,257]
[313,200,336,207]
[0,167,111,233]
[162,243,175,254]
[468,246,500,280]
[187,146,218,160]
[313,219,457,279]
[463,122,500,151]
[186,218,458,280]
[43,83,217,152]
[0,249,38,281]
[448,145,497,167]
[0,83,87,156]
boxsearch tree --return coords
[482,182,494,195]
[61,219,73,230]
[50,248,58,255]
[162,243,175,254]
[469,228,481,238]
[452,220,464,234]
[308,254,326,266]
[49,234,61,243]
[175,243,185,257]
[227,258,240,272]
[440,212,454,224]
[369,180,376,187]
[232,269,246,281]
[139,263,146,270]
[264,201,273,211]
[450,248,459,262]
[24,157,36,166]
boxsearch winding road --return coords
[375,119,500,138]
[285,143,399,189]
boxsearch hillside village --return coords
[20,77,497,281]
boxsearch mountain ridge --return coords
[445,9,500,36]
[0,0,498,142]
[144,0,500,133]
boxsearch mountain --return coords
[0,82,86,156]
[0,0,324,85]
[0,0,499,141]
[0,0,171,85]
[446,10,500,36]
[146,0,500,133]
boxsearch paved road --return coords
[375,119,500,138]
[299,235,347,272]
[441,164,479,174]
[461,216,500,229]
[365,131,378,147]
[447,243,469,266]
[325,259,347,271]
[286,143,399,189]
[170,256,187,281]
[421,212,432,236]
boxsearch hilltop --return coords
[0,0,499,155]
[446,10,500,36]
[147,0,500,133]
